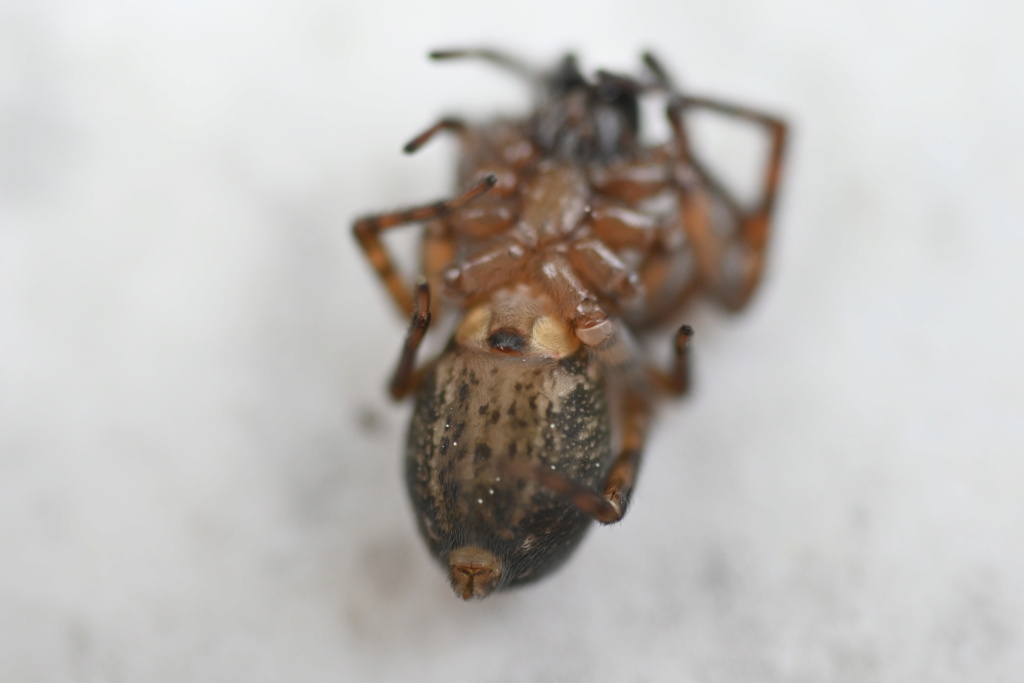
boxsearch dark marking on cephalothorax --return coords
[487,328,527,353]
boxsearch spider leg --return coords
[389,281,432,400]
[403,117,466,154]
[588,153,674,203]
[591,321,693,522]
[513,388,656,524]
[353,174,496,315]
[429,48,536,80]
[512,461,622,524]
[442,239,527,299]
[588,198,660,251]
[597,388,651,523]
[424,206,516,304]
[666,94,788,311]
[567,238,642,305]
[640,52,675,91]
[446,203,516,238]
[510,321,693,524]
[648,324,694,396]
[685,95,787,233]
[585,156,704,327]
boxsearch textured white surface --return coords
[3,1,1023,681]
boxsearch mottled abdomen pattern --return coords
[406,345,612,588]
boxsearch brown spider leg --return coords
[665,99,731,300]
[514,462,622,524]
[423,206,517,310]
[683,94,787,228]
[512,389,653,524]
[446,203,516,238]
[428,48,536,79]
[598,388,652,522]
[421,222,456,316]
[649,324,695,395]
[499,364,645,524]
[686,157,746,225]
[535,255,615,347]
[397,118,469,316]
[443,239,528,300]
[567,238,642,306]
[633,262,702,329]
[535,252,636,356]
[594,323,694,521]
[388,281,432,400]
[403,117,466,154]
[562,322,696,522]
[587,152,703,327]
[667,95,788,311]
[353,174,497,316]
[508,321,693,524]
[588,199,660,251]
[589,153,674,203]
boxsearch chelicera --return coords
[353,49,787,599]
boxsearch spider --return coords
[352,48,787,599]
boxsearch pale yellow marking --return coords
[456,305,491,345]
[531,315,580,357]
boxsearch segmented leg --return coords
[641,52,674,91]
[567,238,642,306]
[685,95,787,251]
[593,322,693,521]
[536,255,601,329]
[588,152,674,203]
[428,48,536,79]
[538,322,693,523]
[353,174,497,315]
[445,203,516,237]
[442,239,527,298]
[534,254,636,351]
[552,317,696,520]
[517,462,623,524]
[587,198,660,251]
[649,324,694,395]
[597,388,651,522]
[403,117,466,154]
[666,94,788,311]
[389,281,431,400]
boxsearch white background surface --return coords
[3,1,1022,681]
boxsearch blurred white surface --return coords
[2,1,1023,681]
